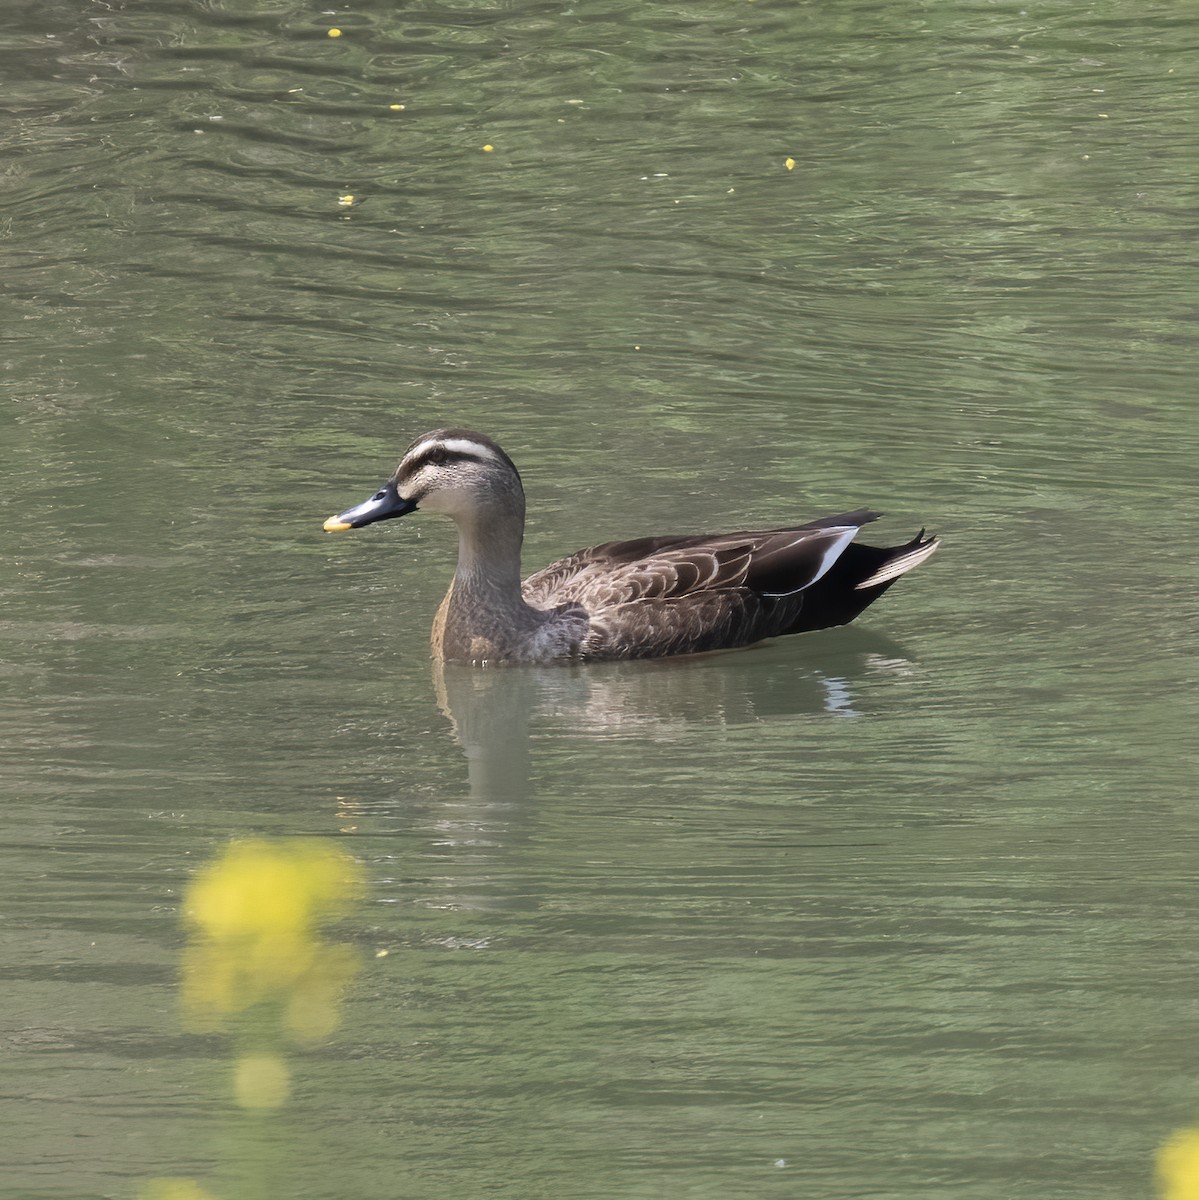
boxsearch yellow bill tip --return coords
[323,516,352,532]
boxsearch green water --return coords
[3,2,1197,1198]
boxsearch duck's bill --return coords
[323,480,417,531]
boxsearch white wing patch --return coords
[759,526,859,597]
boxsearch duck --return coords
[323,428,940,665]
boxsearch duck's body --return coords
[324,429,940,665]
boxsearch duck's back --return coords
[520,510,933,661]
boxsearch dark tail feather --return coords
[785,530,940,635]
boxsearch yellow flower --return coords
[180,841,363,1038]
[1158,1128,1199,1200]
[185,841,360,937]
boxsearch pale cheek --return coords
[417,489,462,516]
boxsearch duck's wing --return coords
[522,512,886,658]
[523,510,881,607]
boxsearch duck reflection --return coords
[432,629,923,803]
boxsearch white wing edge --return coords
[854,537,941,590]
[760,526,860,598]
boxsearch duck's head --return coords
[323,428,524,532]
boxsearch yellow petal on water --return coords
[234,1051,291,1110]
[389,103,406,111]
[785,157,796,170]
[327,28,342,38]
[1158,1128,1199,1200]
[337,194,354,207]
[482,144,494,152]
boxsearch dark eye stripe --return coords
[399,445,487,480]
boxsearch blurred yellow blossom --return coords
[180,840,363,1044]
[1159,1128,1199,1200]
[234,1051,292,1110]
[140,1180,218,1200]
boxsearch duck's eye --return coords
[426,448,453,466]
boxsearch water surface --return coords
[2,2,1197,1197]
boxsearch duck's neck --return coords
[453,502,532,595]
[435,507,549,662]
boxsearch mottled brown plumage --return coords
[324,430,940,664]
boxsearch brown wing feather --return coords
[582,589,803,659]
[523,520,873,607]
[522,539,755,610]
[519,514,883,659]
